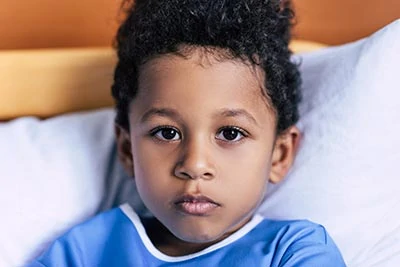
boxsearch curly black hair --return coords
[112,0,301,134]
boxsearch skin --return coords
[116,48,300,256]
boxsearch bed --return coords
[0,1,399,266]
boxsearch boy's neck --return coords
[141,217,228,256]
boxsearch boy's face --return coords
[116,49,299,246]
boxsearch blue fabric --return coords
[27,206,345,267]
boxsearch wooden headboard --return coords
[0,0,399,50]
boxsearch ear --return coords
[269,126,301,184]
[115,124,135,177]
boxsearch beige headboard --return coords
[0,48,116,119]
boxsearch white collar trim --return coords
[119,203,263,262]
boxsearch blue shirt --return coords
[28,204,345,266]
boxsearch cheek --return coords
[219,142,273,177]
[217,145,272,198]
[133,162,174,218]
[132,137,174,176]
[131,140,174,203]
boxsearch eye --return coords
[151,127,181,141]
[216,127,247,142]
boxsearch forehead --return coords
[139,47,267,94]
[132,48,276,125]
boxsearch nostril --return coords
[175,169,214,180]
[174,167,193,180]
[179,171,192,179]
[202,172,213,179]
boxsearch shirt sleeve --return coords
[24,239,86,267]
[278,225,347,267]
[25,260,47,267]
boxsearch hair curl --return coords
[112,0,301,134]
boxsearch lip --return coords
[174,194,220,216]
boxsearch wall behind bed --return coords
[1,0,399,50]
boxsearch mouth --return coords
[174,194,220,216]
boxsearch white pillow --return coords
[258,19,400,266]
[0,109,119,266]
[0,108,147,266]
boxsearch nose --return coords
[174,139,216,180]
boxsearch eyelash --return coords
[149,125,181,142]
[149,125,249,143]
[216,126,248,143]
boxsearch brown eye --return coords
[152,127,181,141]
[216,127,246,142]
[222,129,239,140]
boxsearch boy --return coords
[28,0,345,266]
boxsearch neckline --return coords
[119,203,263,262]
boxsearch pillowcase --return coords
[258,19,400,266]
[0,109,118,266]
[0,108,148,266]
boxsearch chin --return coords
[172,227,224,244]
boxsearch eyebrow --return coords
[140,107,259,126]
[214,108,259,126]
[140,108,181,123]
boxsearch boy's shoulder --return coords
[28,205,143,267]
[255,217,331,244]
[57,204,129,239]
[251,217,345,266]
